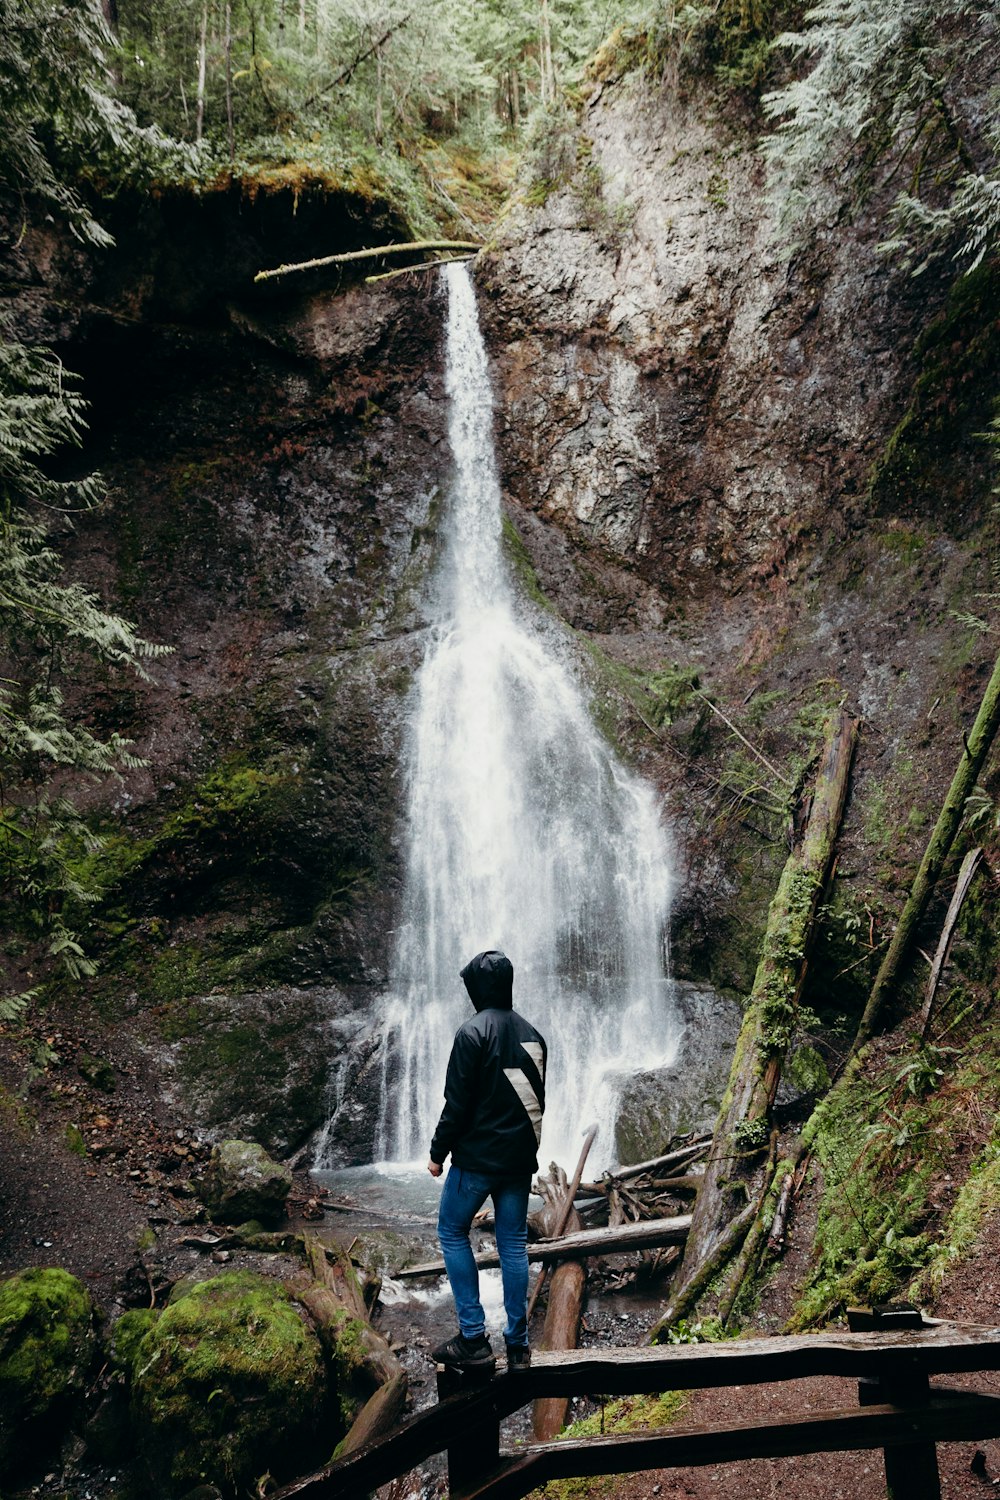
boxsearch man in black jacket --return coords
[427,949,546,1373]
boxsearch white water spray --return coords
[375,263,679,1172]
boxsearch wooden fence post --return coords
[848,1305,942,1500]
[436,1365,501,1493]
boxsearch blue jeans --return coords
[437,1167,531,1346]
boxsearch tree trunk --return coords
[652,710,857,1339]
[195,2,208,143]
[539,0,555,104]
[533,1256,585,1439]
[854,647,1000,1052]
[919,847,984,1038]
[224,1,235,162]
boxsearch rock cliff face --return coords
[480,83,937,592]
[478,76,1000,1015]
[5,67,998,1169]
[2,186,452,1158]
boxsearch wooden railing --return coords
[273,1308,1000,1500]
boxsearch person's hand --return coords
[427,1158,443,1177]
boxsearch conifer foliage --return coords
[763,0,1000,272]
[0,0,169,1008]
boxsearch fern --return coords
[0,2,176,1009]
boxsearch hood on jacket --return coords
[460,950,514,1011]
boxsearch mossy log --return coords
[854,645,1000,1051]
[651,710,857,1339]
[254,239,482,283]
[297,1234,404,1430]
[332,1372,408,1460]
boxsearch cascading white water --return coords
[375,262,679,1172]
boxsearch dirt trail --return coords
[593,1217,1000,1500]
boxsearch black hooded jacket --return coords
[429,951,547,1176]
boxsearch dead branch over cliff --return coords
[254,239,482,282]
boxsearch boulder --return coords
[615,981,744,1162]
[200,1139,292,1224]
[0,1266,95,1477]
[130,1271,328,1497]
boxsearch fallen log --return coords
[766,1163,796,1255]
[254,238,482,283]
[531,1152,592,1441]
[527,1127,597,1321]
[919,846,984,1039]
[296,1233,405,1426]
[398,1215,692,1279]
[854,642,1000,1052]
[652,710,857,1338]
[332,1371,408,1460]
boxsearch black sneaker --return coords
[430,1332,496,1372]
[505,1343,531,1371]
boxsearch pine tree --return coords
[763,0,1000,272]
[0,0,172,1008]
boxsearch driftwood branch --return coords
[255,239,482,283]
[399,1215,691,1280]
[693,688,793,788]
[365,255,475,283]
[854,644,1000,1051]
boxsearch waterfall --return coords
[375,262,679,1173]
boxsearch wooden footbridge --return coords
[274,1307,1000,1500]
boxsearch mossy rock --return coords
[0,1267,95,1477]
[200,1139,292,1225]
[110,1307,161,1380]
[77,1051,116,1092]
[131,1271,328,1497]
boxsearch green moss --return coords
[789,1022,1000,1328]
[502,513,552,613]
[916,1131,1000,1296]
[787,1044,831,1097]
[65,1123,87,1158]
[109,1308,160,1380]
[870,260,1000,515]
[131,1271,327,1496]
[0,1268,95,1471]
[544,1391,688,1498]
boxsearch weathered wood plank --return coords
[453,1393,1000,1500]
[268,1324,1000,1500]
[398,1215,692,1279]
